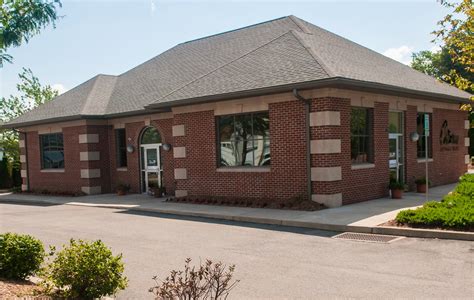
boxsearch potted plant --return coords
[415,177,430,193]
[116,183,130,196]
[148,183,164,198]
[389,179,404,199]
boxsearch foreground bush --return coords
[0,233,45,280]
[396,174,474,230]
[45,239,127,299]
[150,258,239,300]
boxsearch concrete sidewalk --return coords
[1,184,472,240]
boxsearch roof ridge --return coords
[151,30,296,104]
[180,16,290,45]
[288,15,311,34]
[290,30,334,77]
[82,75,117,115]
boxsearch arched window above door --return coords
[141,127,161,144]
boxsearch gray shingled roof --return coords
[5,15,471,127]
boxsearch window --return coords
[40,133,64,169]
[351,107,373,164]
[417,113,432,158]
[115,129,127,167]
[217,112,270,167]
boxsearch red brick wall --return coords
[173,100,309,200]
[405,106,468,189]
[24,126,84,193]
[108,119,175,194]
[341,102,390,204]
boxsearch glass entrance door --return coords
[388,112,404,182]
[140,144,162,193]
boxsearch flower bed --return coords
[395,174,474,231]
[165,195,324,211]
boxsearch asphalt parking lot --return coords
[1,202,473,299]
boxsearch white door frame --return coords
[140,143,162,193]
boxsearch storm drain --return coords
[333,232,404,243]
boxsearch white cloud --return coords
[52,83,67,95]
[383,45,414,65]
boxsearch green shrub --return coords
[395,175,474,230]
[0,233,45,280]
[46,239,127,299]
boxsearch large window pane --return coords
[217,112,270,167]
[40,133,64,169]
[417,113,432,158]
[350,107,373,164]
[115,129,127,167]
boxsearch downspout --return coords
[12,129,29,191]
[293,89,312,202]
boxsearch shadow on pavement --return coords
[116,209,339,238]
[0,200,61,207]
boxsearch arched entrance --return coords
[139,127,162,193]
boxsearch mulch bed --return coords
[165,196,325,211]
[379,220,474,232]
[0,278,51,299]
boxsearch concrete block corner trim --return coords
[21,170,27,178]
[19,155,26,163]
[465,137,470,147]
[174,168,187,180]
[173,146,186,158]
[311,193,342,208]
[465,120,471,130]
[80,151,100,161]
[172,125,185,137]
[310,111,341,127]
[175,190,188,197]
[81,186,102,195]
[21,184,28,191]
[19,140,25,148]
[311,166,342,181]
[310,139,341,154]
[466,155,470,165]
[80,169,101,179]
[79,134,99,144]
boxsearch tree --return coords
[1,0,62,66]
[0,68,58,172]
[411,0,473,156]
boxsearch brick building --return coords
[4,16,471,207]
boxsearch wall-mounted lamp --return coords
[126,145,135,153]
[162,143,172,151]
[409,132,420,142]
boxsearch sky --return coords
[0,0,450,98]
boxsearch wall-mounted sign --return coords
[440,120,459,151]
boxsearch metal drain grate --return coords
[333,232,404,243]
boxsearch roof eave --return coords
[145,77,472,110]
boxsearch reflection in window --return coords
[351,107,373,164]
[417,113,432,158]
[217,112,270,167]
[141,127,161,144]
[115,129,127,167]
[40,133,64,169]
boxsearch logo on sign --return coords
[440,120,459,151]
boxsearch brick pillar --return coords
[309,97,348,207]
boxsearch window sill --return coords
[216,167,271,173]
[417,158,433,163]
[351,163,375,170]
[40,169,65,173]
[116,167,128,172]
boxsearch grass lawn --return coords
[395,174,474,231]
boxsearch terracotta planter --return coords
[391,188,403,199]
[416,183,427,193]
[117,190,126,196]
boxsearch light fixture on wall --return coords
[126,144,135,153]
[409,132,420,142]
[162,143,172,151]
